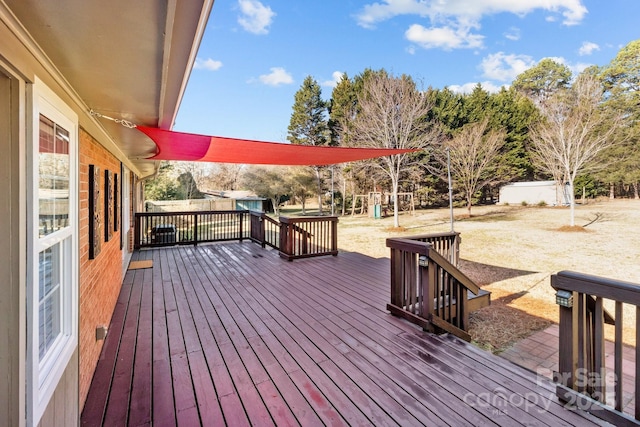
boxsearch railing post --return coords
[420,253,432,321]
[239,211,244,242]
[193,213,198,246]
[555,288,578,392]
[134,213,141,249]
[331,217,338,256]
[453,233,461,266]
[279,217,293,261]
[389,248,402,307]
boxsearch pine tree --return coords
[599,40,640,198]
[511,58,572,101]
[287,76,329,213]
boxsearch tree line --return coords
[147,40,639,227]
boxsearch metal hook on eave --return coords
[90,109,137,129]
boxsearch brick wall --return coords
[78,128,124,409]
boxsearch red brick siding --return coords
[78,128,124,409]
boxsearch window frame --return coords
[27,78,78,425]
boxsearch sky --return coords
[174,0,640,142]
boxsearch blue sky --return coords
[175,0,639,142]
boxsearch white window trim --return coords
[27,78,78,426]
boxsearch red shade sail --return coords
[138,126,417,166]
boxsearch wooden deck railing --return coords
[249,211,280,250]
[135,210,338,261]
[386,235,479,341]
[552,271,640,426]
[279,216,338,261]
[400,231,461,266]
[134,210,248,249]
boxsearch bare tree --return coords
[350,71,439,227]
[241,166,289,216]
[173,161,211,191]
[201,163,245,191]
[529,73,620,226]
[430,119,505,216]
[286,167,315,215]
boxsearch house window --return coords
[28,79,78,425]
[38,246,61,361]
[38,114,70,237]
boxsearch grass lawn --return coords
[284,199,640,353]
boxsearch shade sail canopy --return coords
[138,126,417,166]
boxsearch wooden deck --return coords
[81,242,609,426]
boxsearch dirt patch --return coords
[384,226,408,232]
[556,225,589,232]
[469,304,552,353]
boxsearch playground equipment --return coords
[350,191,415,217]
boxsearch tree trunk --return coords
[467,200,472,217]
[341,178,347,216]
[609,183,615,200]
[568,180,575,227]
[314,167,323,215]
[392,178,400,228]
[634,182,639,200]
[301,198,306,215]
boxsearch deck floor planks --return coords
[174,248,274,426]
[185,251,282,426]
[151,250,176,427]
[433,333,605,424]
[101,268,144,426]
[318,314,478,427]
[196,246,370,424]
[396,330,569,424]
[82,242,608,427]
[205,245,394,425]
[216,246,456,426]
[128,266,153,426]
[216,246,504,426]
[231,270,424,419]
[336,309,540,426]
[80,270,135,426]
[433,333,598,424]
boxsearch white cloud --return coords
[405,24,483,50]
[258,67,293,86]
[480,52,535,82]
[573,62,592,74]
[322,71,345,88]
[356,0,587,51]
[504,27,520,41]
[510,56,592,81]
[237,0,275,35]
[578,41,600,56]
[550,56,591,74]
[356,0,587,28]
[194,57,223,71]
[447,81,504,94]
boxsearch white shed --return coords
[498,181,568,206]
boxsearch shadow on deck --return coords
[81,242,608,426]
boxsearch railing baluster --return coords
[593,296,605,401]
[577,293,586,394]
[636,306,640,420]
[615,301,623,411]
